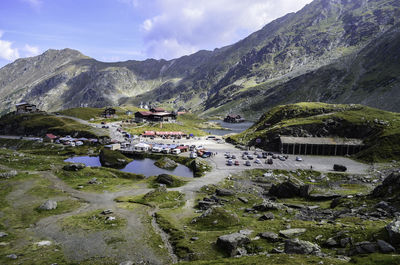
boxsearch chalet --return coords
[15,102,38,114]
[134,110,177,123]
[150,107,166,113]
[44,133,58,143]
[224,114,245,123]
[102,108,116,118]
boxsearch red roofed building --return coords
[44,133,58,143]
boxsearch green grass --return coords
[116,189,185,209]
[61,210,126,231]
[0,112,108,138]
[148,174,188,188]
[58,106,144,121]
[56,166,145,192]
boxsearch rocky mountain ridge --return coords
[1,0,400,117]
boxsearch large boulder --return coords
[377,239,396,253]
[38,200,57,210]
[253,200,280,211]
[333,164,347,172]
[99,149,130,169]
[154,157,178,170]
[156,174,174,186]
[259,232,279,242]
[217,232,250,257]
[191,207,240,229]
[269,182,312,198]
[216,188,235,196]
[63,163,86,171]
[372,171,400,198]
[284,238,321,255]
[386,217,400,245]
[279,228,307,238]
[351,241,379,255]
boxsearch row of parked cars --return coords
[225,151,303,167]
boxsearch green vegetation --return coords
[117,189,185,209]
[58,106,144,121]
[56,166,145,192]
[99,148,131,169]
[0,112,109,138]
[148,174,188,188]
[61,210,126,231]
[229,102,400,162]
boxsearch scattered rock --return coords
[154,157,178,170]
[377,239,395,253]
[198,201,216,210]
[119,261,134,265]
[0,170,18,178]
[269,182,312,198]
[284,238,321,255]
[101,209,113,215]
[35,240,52,247]
[88,178,99,184]
[38,200,57,210]
[238,197,248,203]
[259,212,275,221]
[259,232,279,242]
[190,237,199,241]
[279,228,307,238]
[372,172,400,197]
[216,188,234,196]
[0,232,8,238]
[324,237,338,248]
[351,241,378,255]
[156,174,175,186]
[386,217,400,245]
[308,193,341,201]
[330,197,343,208]
[253,200,280,211]
[62,163,86,171]
[333,164,347,172]
[216,232,250,257]
[6,254,17,259]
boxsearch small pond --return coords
[64,156,193,178]
[205,120,254,136]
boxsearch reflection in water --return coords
[64,156,193,178]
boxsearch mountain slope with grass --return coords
[228,102,400,162]
[0,0,400,117]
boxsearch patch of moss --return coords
[61,210,126,231]
[117,189,185,209]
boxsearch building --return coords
[279,136,364,156]
[134,109,177,123]
[150,107,166,113]
[15,102,38,114]
[224,114,245,123]
[133,143,151,152]
[104,143,121,151]
[102,108,116,118]
[44,133,58,143]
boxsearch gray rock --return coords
[7,254,18,259]
[377,239,395,253]
[0,232,8,238]
[386,217,400,245]
[324,237,338,247]
[308,193,341,201]
[190,237,199,241]
[101,209,113,215]
[279,228,307,238]
[0,170,18,178]
[269,182,312,198]
[333,164,347,172]
[38,200,57,210]
[156,174,175,186]
[353,241,378,254]
[216,232,250,257]
[198,201,216,210]
[88,177,98,184]
[154,157,178,170]
[253,200,280,211]
[62,163,86,171]
[259,232,279,242]
[259,212,275,221]
[284,238,321,255]
[238,197,248,203]
[340,237,352,248]
[216,188,234,196]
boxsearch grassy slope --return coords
[229,102,400,162]
[0,112,109,138]
[58,106,145,121]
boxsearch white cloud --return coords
[0,31,20,61]
[23,44,40,57]
[139,0,313,59]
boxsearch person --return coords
[310,165,313,170]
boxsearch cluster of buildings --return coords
[141,131,191,139]
[15,102,39,114]
[134,108,177,123]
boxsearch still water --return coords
[205,120,254,136]
[64,156,193,178]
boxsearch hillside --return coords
[0,0,400,117]
[228,102,400,162]
[0,112,109,139]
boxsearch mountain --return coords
[0,0,400,117]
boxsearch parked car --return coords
[243,151,249,155]
[272,154,278,159]
[262,153,268,158]
[242,155,248,160]
[171,149,181,155]
[296,156,303,162]
[255,159,261,164]
[231,155,236,159]
[257,154,263,159]
[227,160,233,166]
[247,155,254,160]
[245,161,251,166]
[190,152,197,158]
[266,158,273,165]
[75,141,83,146]
[278,156,286,161]
[234,160,240,166]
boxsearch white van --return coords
[190,152,197,159]
[171,149,181,155]
[152,147,163,153]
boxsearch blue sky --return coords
[0,0,312,67]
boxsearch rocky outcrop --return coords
[63,163,86,171]
[269,181,312,199]
[216,232,250,257]
[154,157,178,170]
[99,149,130,169]
[372,171,400,198]
[284,238,321,255]
[38,200,57,210]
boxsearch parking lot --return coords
[140,137,370,174]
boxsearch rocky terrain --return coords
[1,0,400,117]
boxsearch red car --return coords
[234,160,240,166]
